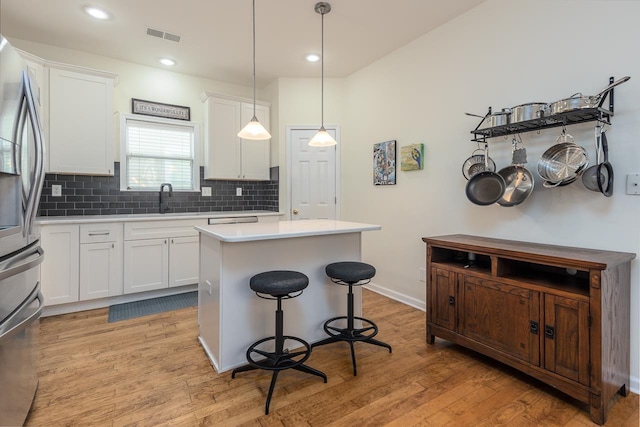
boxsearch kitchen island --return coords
[196,219,381,373]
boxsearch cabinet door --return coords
[48,67,114,175]
[429,267,457,331]
[204,97,241,179]
[40,224,80,305]
[80,241,123,300]
[544,295,589,385]
[123,238,169,294]
[240,103,270,180]
[168,236,199,288]
[460,276,540,365]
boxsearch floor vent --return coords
[146,27,181,43]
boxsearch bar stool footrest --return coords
[321,315,379,342]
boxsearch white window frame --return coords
[119,113,200,192]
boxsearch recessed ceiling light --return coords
[159,58,176,66]
[84,6,110,20]
[306,53,320,63]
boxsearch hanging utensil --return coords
[465,143,506,206]
[597,130,614,197]
[582,124,605,192]
[461,147,496,180]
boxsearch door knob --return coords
[293,209,299,215]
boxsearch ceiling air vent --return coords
[146,27,181,43]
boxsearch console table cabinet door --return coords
[460,275,541,365]
[544,294,590,385]
[429,267,457,332]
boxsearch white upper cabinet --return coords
[48,66,116,176]
[202,92,270,181]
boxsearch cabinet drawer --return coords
[80,223,123,243]
[124,219,207,241]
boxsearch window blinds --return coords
[125,119,195,190]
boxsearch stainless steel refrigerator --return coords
[0,34,46,426]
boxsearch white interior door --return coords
[289,127,338,220]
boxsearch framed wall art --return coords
[132,98,190,121]
[373,140,396,185]
[400,143,424,171]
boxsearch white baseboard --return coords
[631,375,639,395]
[41,284,197,317]
[364,281,425,312]
[363,282,640,395]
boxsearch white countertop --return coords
[195,219,381,242]
[36,210,283,225]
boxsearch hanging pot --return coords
[465,144,506,206]
[537,132,589,187]
[548,76,631,115]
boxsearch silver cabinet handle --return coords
[88,232,110,236]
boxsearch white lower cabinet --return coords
[123,219,205,295]
[169,236,199,288]
[79,223,123,300]
[123,238,169,293]
[40,224,80,305]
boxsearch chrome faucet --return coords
[159,183,173,213]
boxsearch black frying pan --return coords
[465,145,506,205]
[597,131,614,197]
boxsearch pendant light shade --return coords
[238,0,271,140]
[309,2,336,147]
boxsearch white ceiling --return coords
[0,0,486,88]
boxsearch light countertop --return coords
[36,210,283,225]
[195,219,381,242]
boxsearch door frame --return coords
[285,125,341,221]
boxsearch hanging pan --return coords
[497,137,534,207]
[461,147,496,180]
[465,144,506,206]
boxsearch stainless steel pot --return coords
[549,76,630,115]
[466,110,510,129]
[478,109,510,129]
[510,103,548,123]
[537,133,589,187]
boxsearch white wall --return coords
[341,0,640,390]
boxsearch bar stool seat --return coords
[231,270,326,415]
[312,261,392,376]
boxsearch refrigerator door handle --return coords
[0,246,43,281]
[0,286,43,341]
[21,71,45,237]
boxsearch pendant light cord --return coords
[252,0,257,117]
[320,8,325,128]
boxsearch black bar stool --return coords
[231,270,327,415]
[312,261,392,376]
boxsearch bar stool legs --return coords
[312,283,392,376]
[312,262,392,376]
[231,271,327,415]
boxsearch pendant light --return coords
[237,0,271,140]
[308,2,337,147]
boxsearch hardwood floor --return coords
[25,290,638,426]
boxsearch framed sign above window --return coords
[132,98,190,121]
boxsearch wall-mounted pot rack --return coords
[470,77,619,143]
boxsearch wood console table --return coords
[423,234,635,425]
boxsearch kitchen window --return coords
[119,113,200,191]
